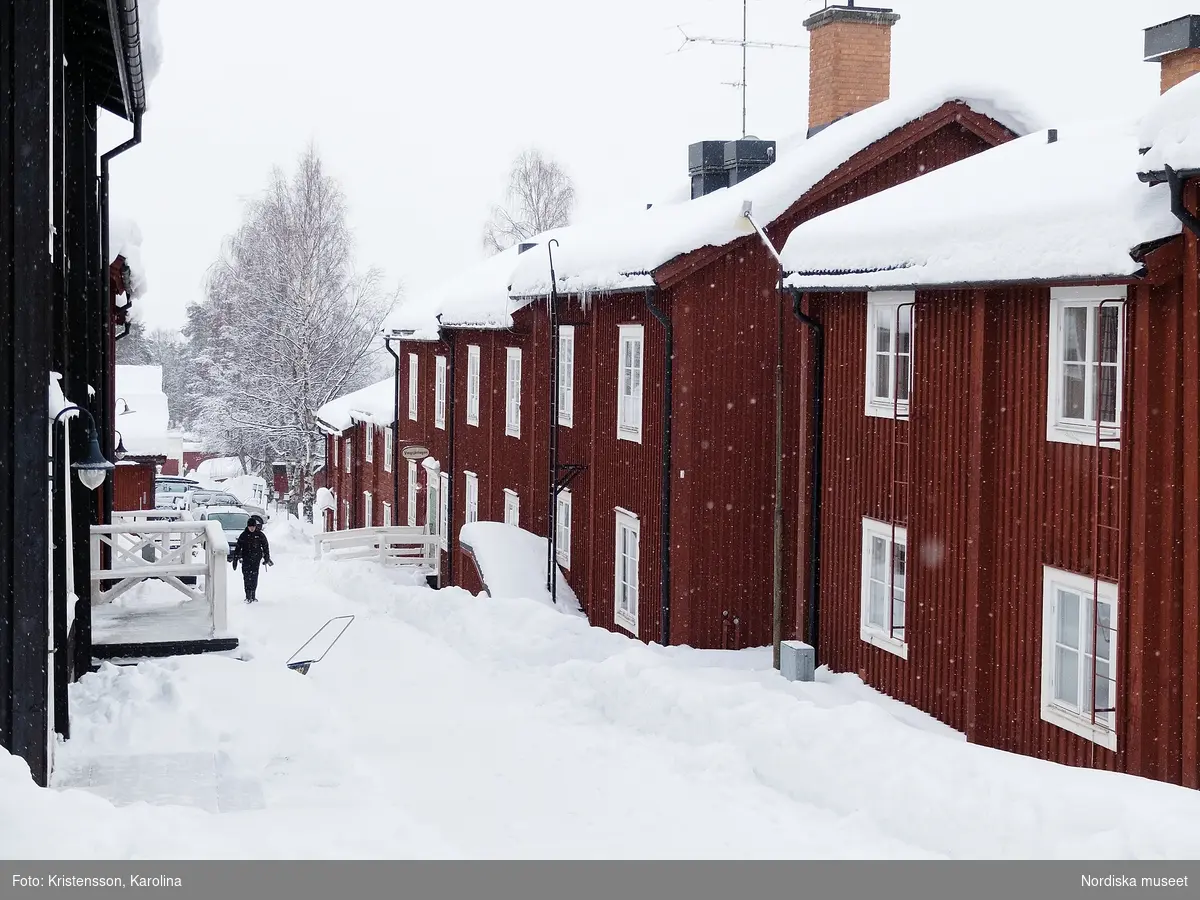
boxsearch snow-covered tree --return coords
[482,148,575,255]
[185,144,399,513]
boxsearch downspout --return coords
[115,321,130,341]
[743,202,824,669]
[99,110,141,523]
[642,287,673,646]
[1166,165,1200,238]
[446,329,456,586]
[384,335,402,516]
[546,240,561,602]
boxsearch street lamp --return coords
[113,430,127,461]
[52,405,116,490]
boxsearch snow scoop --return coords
[285,615,354,674]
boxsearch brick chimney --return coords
[803,3,901,136]
[1145,14,1200,94]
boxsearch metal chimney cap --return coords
[1144,14,1200,62]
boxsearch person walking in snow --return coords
[230,514,272,603]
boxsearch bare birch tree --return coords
[185,144,399,514]
[482,148,576,255]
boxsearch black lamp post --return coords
[113,430,127,461]
[52,405,116,490]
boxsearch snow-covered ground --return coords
[6,518,1200,859]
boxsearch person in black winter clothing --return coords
[230,514,272,603]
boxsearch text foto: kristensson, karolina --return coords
[1083,875,1190,888]
[13,875,183,889]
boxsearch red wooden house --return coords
[772,17,1200,788]
[315,377,398,533]
[385,4,1036,644]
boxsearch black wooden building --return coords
[0,0,149,786]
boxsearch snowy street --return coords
[3,518,1200,859]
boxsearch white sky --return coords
[102,0,1198,331]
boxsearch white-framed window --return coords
[342,499,350,530]
[344,436,352,473]
[407,460,418,526]
[558,326,575,427]
[408,353,419,421]
[617,324,644,442]
[435,355,447,430]
[503,489,519,527]
[1047,286,1125,447]
[505,347,522,438]
[426,467,439,537]
[1041,566,1119,750]
[364,491,373,527]
[332,436,338,470]
[382,502,391,527]
[865,291,914,419]
[383,427,393,473]
[466,345,481,427]
[613,508,640,634]
[860,517,908,659]
[555,489,572,569]
[364,423,374,462]
[438,471,449,551]
[464,472,479,524]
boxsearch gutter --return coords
[642,287,673,646]
[1165,165,1200,238]
[384,335,402,515]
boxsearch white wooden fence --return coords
[313,525,441,582]
[90,519,229,635]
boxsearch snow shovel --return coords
[285,615,354,674]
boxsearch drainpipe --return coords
[384,335,402,516]
[445,329,456,586]
[99,110,142,523]
[546,239,561,602]
[642,287,673,646]
[1166,165,1200,238]
[742,201,824,669]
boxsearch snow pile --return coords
[314,486,335,515]
[314,377,396,433]
[781,119,1180,289]
[109,216,147,298]
[193,456,244,482]
[6,522,1200,858]
[459,521,585,617]
[215,473,268,507]
[1139,72,1200,173]
[505,88,1039,299]
[114,365,179,459]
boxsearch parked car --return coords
[241,503,270,523]
[180,489,242,513]
[196,506,251,553]
[154,476,200,510]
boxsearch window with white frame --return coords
[382,502,391,527]
[364,423,374,462]
[555,489,572,569]
[408,353,419,421]
[505,347,521,438]
[1047,287,1125,447]
[860,518,908,659]
[617,324,644,442]
[466,345,481,426]
[343,499,350,530]
[383,428,393,473]
[426,467,440,537]
[613,508,640,634]
[464,472,479,524]
[1041,566,1118,750]
[865,291,914,419]
[344,436,352,473]
[435,355,447,430]
[364,491,373,527]
[438,471,449,551]
[332,436,338,470]
[503,489,519,527]
[558,326,575,427]
[407,460,418,526]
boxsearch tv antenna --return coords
[675,0,809,138]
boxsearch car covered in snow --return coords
[196,505,251,552]
[154,476,200,510]
[181,489,243,513]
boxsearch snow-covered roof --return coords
[1139,73,1200,174]
[501,86,1039,300]
[314,377,396,434]
[115,364,178,457]
[780,118,1181,291]
[382,239,562,338]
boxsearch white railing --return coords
[90,519,229,636]
[314,525,441,577]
